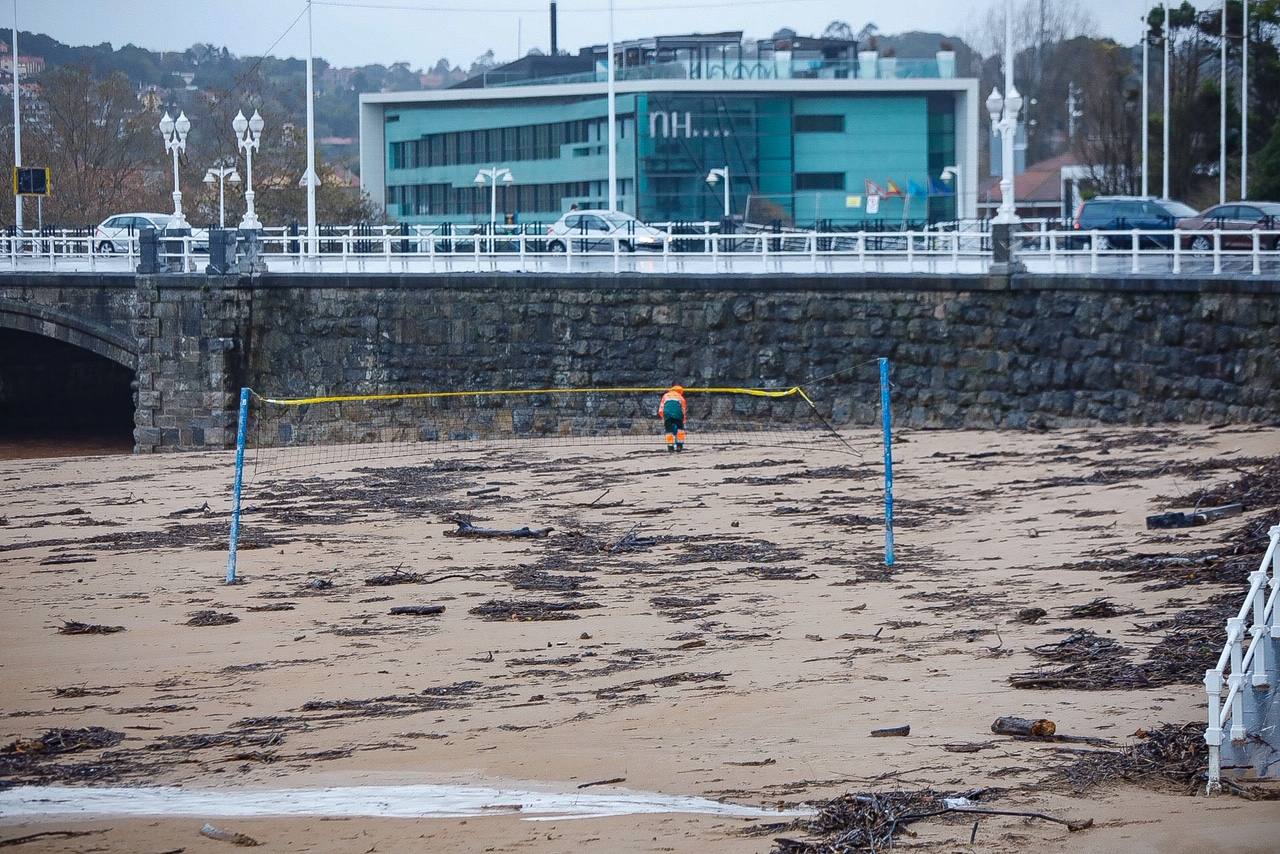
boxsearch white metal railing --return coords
[4,226,1280,277]
[1205,524,1280,790]
[1015,228,1280,276]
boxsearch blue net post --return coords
[225,387,251,584]
[878,357,895,567]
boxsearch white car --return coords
[545,210,666,252]
[94,213,209,253]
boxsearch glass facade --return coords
[381,90,959,227]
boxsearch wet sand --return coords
[2,426,1278,851]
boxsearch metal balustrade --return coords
[1205,525,1280,790]
[3,225,1279,276]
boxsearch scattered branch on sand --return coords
[199,823,260,846]
[186,610,239,627]
[870,725,910,737]
[1060,598,1136,619]
[0,830,108,848]
[167,501,212,518]
[1045,722,1218,795]
[466,486,501,497]
[365,568,425,586]
[1013,607,1048,624]
[577,776,626,789]
[5,727,123,755]
[468,599,602,621]
[446,520,552,539]
[771,788,1089,853]
[57,620,125,635]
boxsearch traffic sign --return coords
[13,166,50,196]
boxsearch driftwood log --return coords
[446,520,552,539]
[389,605,446,616]
[1146,503,1243,529]
[991,716,1056,738]
[870,725,911,737]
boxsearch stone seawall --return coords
[244,274,1278,432]
[3,271,1277,452]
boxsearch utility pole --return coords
[1142,18,1149,197]
[1219,0,1226,205]
[305,0,318,256]
[1242,0,1249,199]
[11,0,21,232]
[1162,0,1170,200]
[606,0,617,211]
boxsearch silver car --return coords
[545,210,666,252]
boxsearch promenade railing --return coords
[1205,525,1280,790]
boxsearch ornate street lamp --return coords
[159,111,192,230]
[234,110,265,230]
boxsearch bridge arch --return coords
[0,297,136,369]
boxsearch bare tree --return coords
[0,66,164,227]
[966,0,1099,60]
[1073,41,1141,194]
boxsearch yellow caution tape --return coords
[257,385,805,407]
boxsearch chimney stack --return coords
[550,2,558,56]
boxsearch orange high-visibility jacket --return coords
[657,390,687,419]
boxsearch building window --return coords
[794,114,844,133]
[795,172,845,190]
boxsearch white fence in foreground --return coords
[3,227,1280,277]
[1205,525,1280,789]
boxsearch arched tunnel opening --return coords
[0,328,135,458]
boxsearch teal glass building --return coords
[361,67,978,227]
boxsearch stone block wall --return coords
[242,274,1278,433]
[132,275,251,452]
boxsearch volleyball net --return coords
[224,358,897,582]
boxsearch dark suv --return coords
[1071,196,1198,248]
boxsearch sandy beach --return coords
[2,425,1278,851]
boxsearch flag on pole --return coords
[907,178,927,198]
[929,176,955,196]
[864,178,885,197]
[867,194,881,214]
[885,180,903,197]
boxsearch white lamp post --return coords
[987,85,1023,225]
[988,0,1022,226]
[705,166,731,218]
[234,110,265,230]
[203,166,241,229]
[159,111,192,230]
[474,166,514,250]
[940,165,962,221]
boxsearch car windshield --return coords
[1257,203,1280,216]
[1159,201,1198,218]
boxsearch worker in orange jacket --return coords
[658,385,687,452]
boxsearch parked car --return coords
[546,210,667,252]
[1069,196,1198,249]
[93,213,209,253]
[94,213,172,252]
[1177,202,1280,251]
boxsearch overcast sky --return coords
[19,1,1148,69]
